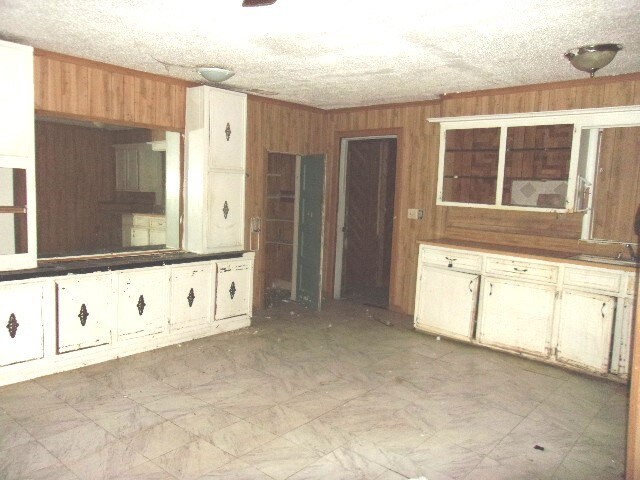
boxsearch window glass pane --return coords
[442,127,500,204]
[35,117,178,257]
[503,124,572,208]
[0,168,28,254]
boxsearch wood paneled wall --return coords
[245,97,326,308]
[324,74,640,314]
[34,50,190,130]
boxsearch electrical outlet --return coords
[408,208,424,220]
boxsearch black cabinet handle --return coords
[225,122,231,141]
[137,295,146,315]
[6,313,19,338]
[187,288,195,307]
[229,281,236,299]
[223,200,230,219]
[78,304,89,326]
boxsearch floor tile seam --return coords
[12,401,96,440]
[32,430,120,474]
[546,431,593,480]
[145,435,240,477]
[284,393,352,423]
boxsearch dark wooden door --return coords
[343,139,396,295]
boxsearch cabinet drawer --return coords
[149,217,166,229]
[420,247,482,273]
[563,266,622,294]
[131,215,151,227]
[485,256,558,284]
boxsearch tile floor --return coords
[0,300,628,479]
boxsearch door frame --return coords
[333,134,398,299]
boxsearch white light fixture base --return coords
[197,67,235,83]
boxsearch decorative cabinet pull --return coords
[513,267,528,272]
[229,281,236,299]
[187,288,196,307]
[468,280,474,293]
[78,304,89,326]
[445,256,456,268]
[6,313,19,338]
[222,200,230,219]
[601,302,606,318]
[489,283,493,296]
[225,122,231,141]
[137,295,146,315]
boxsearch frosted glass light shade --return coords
[564,44,623,77]
[197,67,235,83]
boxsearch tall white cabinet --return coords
[0,40,37,270]
[184,86,247,254]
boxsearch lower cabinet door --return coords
[414,265,479,341]
[57,275,114,353]
[215,260,251,320]
[118,268,168,339]
[0,282,45,366]
[169,263,212,331]
[556,289,615,373]
[478,277,555,357]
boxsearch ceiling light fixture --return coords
[564,43,623,78]
[197,67,235,83]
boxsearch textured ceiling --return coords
[1,0,639,109]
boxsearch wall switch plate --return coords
[408,208,424,220]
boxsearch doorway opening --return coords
[264,152,326,310]
[334,136,397,307]
[264,153,297,307]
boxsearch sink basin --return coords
[570,254,637,267]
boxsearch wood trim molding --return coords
[328,98,441,114]
[35,48,198,87]
[441,72,640,100]
[247,94,325,114]
[35,109,184,133]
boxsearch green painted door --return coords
[296,155,325,310]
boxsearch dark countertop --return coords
[0,250,246,282]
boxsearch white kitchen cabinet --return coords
[117,268,169,339]
[114,143,164,206]
[184,86,247,254]
[611,297,634,377]
[0,281,44,366]
[169,263,212,331]
[415,241,634,379]
[215,259,252,320]
[415,265,479,341]
[0,40,37,271]
[0,255,254,387]
[555,289,615,373]
[430,106,640,213]
[0,40,33,159]
[478,277,555,358]
[207,88,247,171]
[206,172,245,252]
[122,214,166,247]
[57,275,114,353]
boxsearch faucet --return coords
[626,243,639,262]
